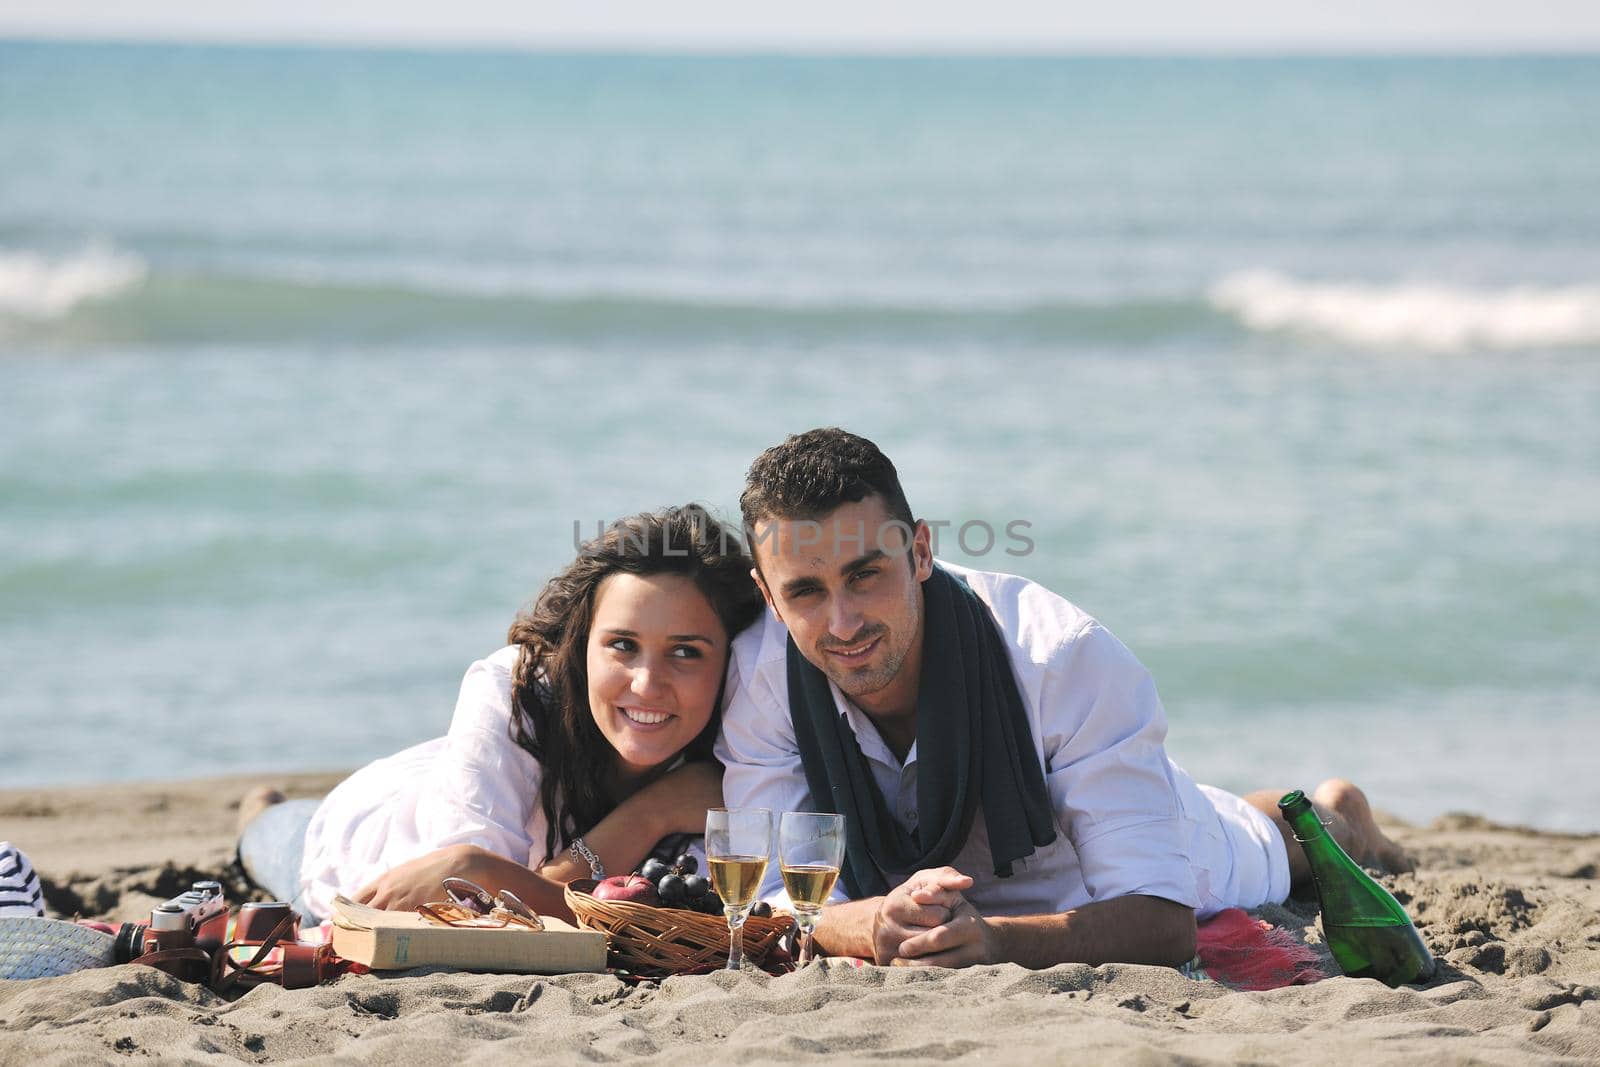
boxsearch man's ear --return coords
[751,566,778,614]
[910,519,935,581]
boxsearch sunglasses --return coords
[416,877,544,931]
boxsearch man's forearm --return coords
[810,897,884,959]
[811,887,1195,969]
[989,894,1197,969]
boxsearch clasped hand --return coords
[872,866,997,967]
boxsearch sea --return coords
[2,43,1597,830]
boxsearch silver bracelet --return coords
[569,836,605,880]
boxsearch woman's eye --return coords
[606,638,637,653]
[670,646,703,660]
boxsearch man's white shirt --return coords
[714,562,1290,919]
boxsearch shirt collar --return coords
[827,676,918,770]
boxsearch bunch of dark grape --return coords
[639,853,723,915]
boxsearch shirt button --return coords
[907,808,918,821]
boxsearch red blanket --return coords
[1190,907,1328,990]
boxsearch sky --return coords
[3,0,1600,51]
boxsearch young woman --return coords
[237,504,764,923]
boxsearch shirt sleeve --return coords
[1038,621,1200,910]
[413,654,545,865]
[714,647,848,906]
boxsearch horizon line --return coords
[4,31,1600,58]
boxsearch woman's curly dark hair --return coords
[506,504,764,863]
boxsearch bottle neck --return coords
[1279,789,1406,922]
[1280,790,1364,874]
[1283,796,1330,844]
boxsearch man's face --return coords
[751,495,933,713]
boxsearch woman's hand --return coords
[356,844,579,922]
[353,844,486,912]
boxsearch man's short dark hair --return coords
[740,428,916,542]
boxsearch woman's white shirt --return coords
[298,646,549,920]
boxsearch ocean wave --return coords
[0,243,148,320]
[9,251,1599,353]
[3,266,1223,348]
[1209,270,1600,352]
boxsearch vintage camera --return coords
[100,884,319,988]
[113,880,230,980]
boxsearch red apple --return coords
[592,874,659,906]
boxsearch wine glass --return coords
[778,812,845,964]
[705,807,772,971]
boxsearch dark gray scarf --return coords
[786,565,1057,898]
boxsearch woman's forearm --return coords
[536,762,722,883]
[533,794,675,884]
[454,846,580,923]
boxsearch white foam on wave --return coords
[1209,269,1600,352]
[0,243,147,320]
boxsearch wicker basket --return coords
[564,879,792,977]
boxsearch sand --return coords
[2,775,1598,1065]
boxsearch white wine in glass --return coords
[779,865,839,907]
[709,855,768,908]
[778,811,845,964]
[705,807,772,971]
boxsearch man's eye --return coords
[850,568,878,584]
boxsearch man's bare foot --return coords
[1312,778,1414,874]
[1245,779,1416,890]
[236,785,286,836]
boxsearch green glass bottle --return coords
[1278,790,1435,987]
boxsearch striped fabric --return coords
[0,842,45,918]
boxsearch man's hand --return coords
[872,867,985,966]
[892,891,998,968]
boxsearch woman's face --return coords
[586,572,728,782]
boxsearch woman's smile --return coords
[617,704,675,728]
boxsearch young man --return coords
[716,428,1409,969]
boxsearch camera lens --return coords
[113,923,145,963]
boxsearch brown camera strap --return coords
[133,911,340,994]
[279,943,331,989]
[131,947,212,977]
[209,911,325,994]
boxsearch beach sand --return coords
[2,775,1598,1064]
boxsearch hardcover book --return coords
[329,895,607,974]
